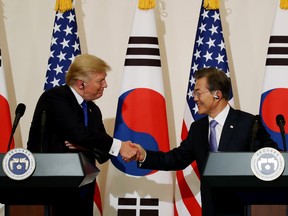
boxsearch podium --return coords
[203,152,288,215]
[0,152,100,214]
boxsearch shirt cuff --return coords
[109,138,121,156]
[139,150,147,163]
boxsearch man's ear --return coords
[213,90,222,100]
[76,80,85,90]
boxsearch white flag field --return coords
[259,2,288,151]
[103,4,174,216]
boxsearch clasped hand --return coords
[65,140,146,162]
[120,141,146,162]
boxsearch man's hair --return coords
[194,68,231,100]
[66,54,111,85]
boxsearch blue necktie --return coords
[81,101,88,127]
[209,120,218,152]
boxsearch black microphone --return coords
[250,115,261,151]
[7,103,26,151]
[276,114,287,151]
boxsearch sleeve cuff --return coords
[109,138,121,156]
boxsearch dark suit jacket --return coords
[27,85,114,215]
[140,107,279,216]
[27,85,113,163]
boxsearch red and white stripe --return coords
[174,104,202,216]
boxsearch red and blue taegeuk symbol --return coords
[112,88,170,176]
[260,88,288,150]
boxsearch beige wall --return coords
[0,0,278,207]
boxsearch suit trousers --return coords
[49,180,95,216]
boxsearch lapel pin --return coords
[230,125,234,128]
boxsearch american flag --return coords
[44,8,80,90]
[45,6,102,215]
[174,1,232,215]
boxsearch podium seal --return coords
[2,148,36,180]
[251,147,285,181]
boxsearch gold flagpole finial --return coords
[54,0,73,13]
[203,0,220,10]
[138,0,155,10]
[280,0,288,9]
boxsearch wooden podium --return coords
[0,152,100,215]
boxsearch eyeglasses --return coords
[192,90,211,98]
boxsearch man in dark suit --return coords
[131,68,279,216]
[27,54,137,216]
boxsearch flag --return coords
[174,1,233,215]
[260,1,288,151]
[103,1,174,215]
[0,49,14,152]
[45,1,102,214]
[93,182,103,216]
[44,3,81,90]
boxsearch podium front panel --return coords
[0,153,99,204]
[203,152,288,204]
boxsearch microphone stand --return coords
[276,114,287,152]
[40,110,47,153]
[7,103,26,151]
[7,131,14,152]
[280,129,287,152]
[250,115,260,152]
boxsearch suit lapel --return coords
[200,116,210,151]
[218,108,237,151]
[64,85,88,121]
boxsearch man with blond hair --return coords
[28,54,137,215]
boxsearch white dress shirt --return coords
[70,86,121,156]
[208,104,230,151]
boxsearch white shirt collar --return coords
[70,86,83,105]
[209,104,230,126]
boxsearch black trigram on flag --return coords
[266,36,288,66]
[117,197,159,216]
[124,36,161,67]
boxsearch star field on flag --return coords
[188,7,231,121]
[44,8,81,90]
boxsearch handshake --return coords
[65,140,146,162]
[120,141,146,162]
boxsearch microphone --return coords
[7,103,26,151]
[276,114,287,151]
[250,115,261,151]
